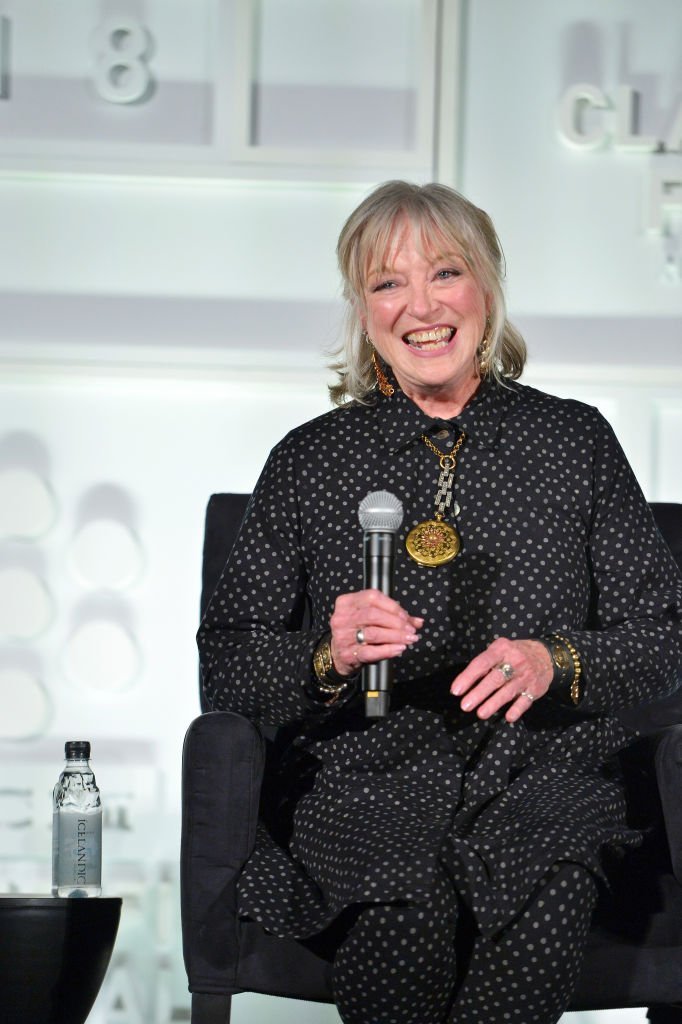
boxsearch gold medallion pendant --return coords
[409,428,466,566]
[405,516,461,566]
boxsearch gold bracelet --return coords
[310,634,353,705]
[552,633,582,706]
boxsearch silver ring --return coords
[519,689,535,703]
[497,661,514,681]
[356,628,366,645]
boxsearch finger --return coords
[334,621,419,676]
[332,619,412,664]
[459,668,519,712]
[473,678,538,721]
[504,690,537,722]
[468,682,521,719]
[332,609,423,642]
[335,590,424,626]
[339,589,411,618]
[451,652,503,695]
[451,638,518,696]
[333,642,408,676]
[354,642,409,665]
[453,656,509,698]
[350,618,419,643]
[351,604,423,631]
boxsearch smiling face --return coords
[361,222,489,417]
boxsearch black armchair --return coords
[182,495,682,1024]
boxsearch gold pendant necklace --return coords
[405,430,466,567]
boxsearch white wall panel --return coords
[0,176,364,299]
[655,401,682,504]
[460,0,682,317]
[0,2,680,1021]
[0,0,449,181]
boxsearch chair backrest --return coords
[650,502,682,571]
[198,494,249,712]
[618,502,682,733]
[201,493,251,617]
[198,495,682,721]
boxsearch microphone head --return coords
[358,490,404,533]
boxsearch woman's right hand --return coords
[329,589,423,677]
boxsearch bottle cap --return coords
[65,740,91,759]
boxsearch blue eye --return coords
[373,280,395,291]
[436,268,461,279]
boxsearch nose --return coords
[406,279,439,322]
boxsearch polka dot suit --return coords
[198,379,682,1022]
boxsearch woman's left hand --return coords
[451,638,553,722]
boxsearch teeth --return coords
[405,327,453,344]
[415,339,449,350]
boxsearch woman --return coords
[198,181,682,1024]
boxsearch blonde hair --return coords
[330,180,526,405]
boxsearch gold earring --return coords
[370,348,394,397]
[478,317,492,376]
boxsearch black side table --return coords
[0,895,122,1024]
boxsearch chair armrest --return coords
[655,723,682,884]
[181,711,265,996]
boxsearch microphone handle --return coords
[362,531,396,718]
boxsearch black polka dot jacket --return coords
[198,380,682,938]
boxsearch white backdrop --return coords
[0,2,680,1022]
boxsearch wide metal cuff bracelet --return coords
[541,634,582,706]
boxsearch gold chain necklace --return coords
[405,431,466,566]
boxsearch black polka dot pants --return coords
[331,862,597,1024]
[452,862,598,1023]
[332,868,458,1024]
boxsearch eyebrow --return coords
[366,265,394,280]
[366,251,464,279]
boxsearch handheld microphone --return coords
[358,490,404,718]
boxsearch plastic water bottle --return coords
[52,740,102,897]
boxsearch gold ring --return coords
[519,689,535,702]
[497,661,514,681]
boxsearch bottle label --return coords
[54,808,102,890]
